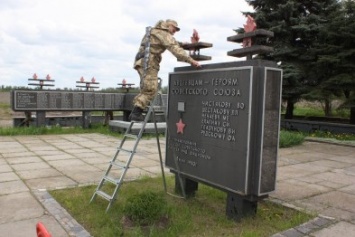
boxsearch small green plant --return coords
[123,191,168,225]
[279,130,305,148]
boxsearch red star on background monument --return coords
[176,118,186,134]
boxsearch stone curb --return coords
[271,215,336,237]
[305,137,355,147]
[269,198,336,237]
[33,189,92,237]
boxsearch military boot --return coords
[129,106,144,121]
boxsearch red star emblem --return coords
[176,118,186,134]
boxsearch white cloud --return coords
[0,0,253,89]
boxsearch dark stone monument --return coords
[165,16,282,221]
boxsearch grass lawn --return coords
[50,176,314,237]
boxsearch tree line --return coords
[242,0,355,123]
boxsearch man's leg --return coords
[130,67,158,121]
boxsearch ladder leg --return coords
[152,109,167,192]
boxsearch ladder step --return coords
[104,175,121,184]
[110,160,127,169]
[117,148,134,154]
[96,190,113,201]
[124,134,138,139]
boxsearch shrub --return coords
[123,191,168,225]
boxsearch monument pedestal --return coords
[226,192,258,221]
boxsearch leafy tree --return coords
[243,0,340,118]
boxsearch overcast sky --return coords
[0,0,253,89]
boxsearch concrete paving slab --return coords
[272,179,331,201]
[32,149,72,156]
[1,151,36,158]
[0,192,43,224]
[41,153,76,161]
[25,176,77,190]
[0,172,20,182]
[81,156,110,165]
[281,152,334,163]
[64,170,104,184]
[0,180,29,195]
[17,168,63,180]
[63,148,95,154]
[0,148,29,154]
[312,221,355,237]
[307,159,352,169]
[90,147,116,156]
[5,156,43,164]
[11,162,51,171]
[73,151,108,159]
[48,159,87,167]
[27,145,58,151]
[302,142,354,156]
[60,164,101,173]
[339,184,355,195]
[320,207,355,221]
[285,162,332,173]
[0,141,26,148]
[326,155,355,164]
[306,171,355,186]
[130,157,160,168]
[305,191,355,213]
[276,166,316,181]
[53,144,86,150]
[0,164,13,173]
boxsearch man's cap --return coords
[166,19,180,31]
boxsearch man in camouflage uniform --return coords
[129,19,201,121]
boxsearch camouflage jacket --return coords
[134,20,194,71]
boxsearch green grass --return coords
[0,124,124,137]
[292,105,350,119]
[50,176,314,237]
[279,130,305,148]
[292,106,324,117]
[0,103,10,109]
[0,124,309,147]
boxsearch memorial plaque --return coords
[166,65,282,197]
[12,90,125,111]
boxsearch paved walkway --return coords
[0,134,354,236]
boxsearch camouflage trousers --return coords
[133,66,159,109]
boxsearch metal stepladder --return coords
[90,93,186,212]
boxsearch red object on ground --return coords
[36,222,52,237]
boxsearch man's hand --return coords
[191,60,201,68]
